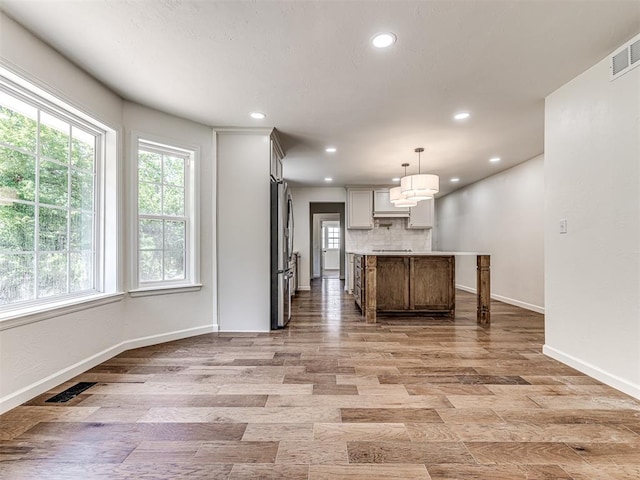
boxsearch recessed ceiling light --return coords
[489,157,501,163]
[392,177,400,182]
[454,112,470,120]
[325,147,337,153]
[451,177,460,182]
[324,177,333,182]
[371,32,396,48]
[249,112,266,119]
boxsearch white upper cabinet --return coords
[373,188,410,217]
[407,198,434,229]
[347,189,374,229]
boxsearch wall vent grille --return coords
[610,33,640,80]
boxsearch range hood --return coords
[373,188,410,217]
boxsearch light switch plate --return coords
[559,219,567,234]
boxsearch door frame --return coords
[309,203,345,280]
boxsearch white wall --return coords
[290,187,347,289]
[544,53,640,399]
[216,131,271,332]
[122,102,217,339]
[436,155,545,313]
[0,13,216,413]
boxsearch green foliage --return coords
[0,102,96,305]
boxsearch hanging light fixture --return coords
[389,163,418,207]
[401,147,439,201]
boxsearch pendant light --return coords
[401,147,439,201]
[389,163,418,207]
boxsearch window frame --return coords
[129,132,200,295]
[324,225,340,250]
[0,65,121,326]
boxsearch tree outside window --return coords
[0,89,99,307]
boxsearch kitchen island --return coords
[351,251,490,325]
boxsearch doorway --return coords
[321,218,340,278]
[309,203,345,281]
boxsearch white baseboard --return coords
[543,344,640,400]
[455,284,545,314]
[297,286,311,291]
[0,324,214,414]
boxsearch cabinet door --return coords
[407,198,434,229]
[410,256,454,311]
[376,256,410,311]
[347,189,373,229]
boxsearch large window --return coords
[135,138,198,289]
[0,79,103,308]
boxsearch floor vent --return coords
[45,382,97,403]
[610,32,640,80]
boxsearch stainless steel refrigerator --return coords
[270,179,294,329]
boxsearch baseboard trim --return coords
[455,284,545,314]
[0,324,214,414]
[297,286,311,291]
[543,344,640,400]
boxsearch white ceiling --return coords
[2,1,639,195]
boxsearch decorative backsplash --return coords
[345,218,432,252]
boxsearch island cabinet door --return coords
[409,256,455,311]
[376,257,410,311]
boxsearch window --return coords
[0,76,104,309]
[134,137,198,290]
[325,225,340,249]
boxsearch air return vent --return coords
[45,382,96,403]
[610,33,640,80]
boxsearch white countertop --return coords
[348,250,490,256]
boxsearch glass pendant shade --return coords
[389,186,417,207]
[400,173,439,200]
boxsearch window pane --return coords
[0,203,35,251]
[138,181,161,215]
[0,147,36,202]
[163,186,184,216]
[0,97,37,152]
[0,253,35,304]
[164,155,184,186]
[139,219,163,250]
[70,251,93,291]
[70,170,93,211]
[164,220,185,250]
[140,250,162,282]
[164,250,185,280]
[71,126,95,171]
[70,212,93,250]
[37,252,68,298]
[39,206,67,251]
[40,112,70,163]
[139,151,162,184]
[39,159,69,206]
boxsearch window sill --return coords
[128,284,203,298]
[0,293,126,331]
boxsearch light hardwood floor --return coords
[2,279,640,479]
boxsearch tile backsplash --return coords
[346,218,432,252]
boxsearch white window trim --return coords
[0,64,121,325]
[129,131,200,293]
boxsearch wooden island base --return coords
[353,253,490,325]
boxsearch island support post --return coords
[476,254,490,325]
[364,255,377,323]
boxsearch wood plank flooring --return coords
[2,279,640,479]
